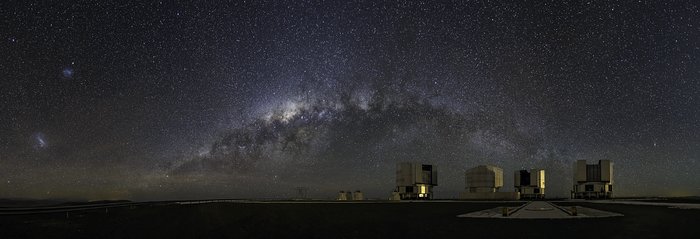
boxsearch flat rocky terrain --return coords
[1,200,699,238]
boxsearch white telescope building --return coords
[514,169,545,199]
[572,160,613,199]
[460,165,519,200]
[395,162,437,200]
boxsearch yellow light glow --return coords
[420,184,426,194]
[540,170,545,188]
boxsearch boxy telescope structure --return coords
[465,165,503,193]
[572,160,613,199]
[395,162,437,200]
[514,169,545,199]
[460,165,519,200]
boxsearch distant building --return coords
[514,169,545,199]
[337,191,349,200]
[352,191,364,201]
[388,191,401,201]
[460,165,519,200]
[465,165,503,192]
[395,162,437,200]
[572,160,613,199]
[337,190,364,201]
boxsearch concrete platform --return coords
[510,201,569,218]
[457,201,623,219]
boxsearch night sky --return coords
[2,1,699,201]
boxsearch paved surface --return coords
[509,201,569,218]
[457,201,624,219]
[8,201,694,239]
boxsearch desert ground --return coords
[1,199,699,238]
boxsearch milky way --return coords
[1,1,699,200]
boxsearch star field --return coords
[1,1,699,200]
